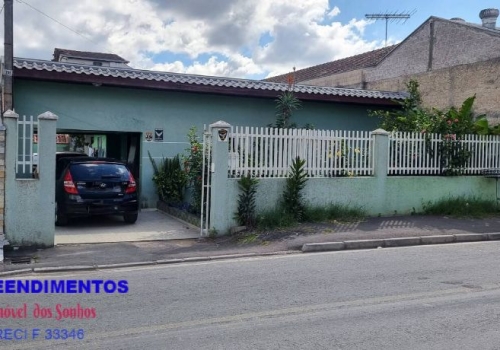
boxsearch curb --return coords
[0,251,298,277]
[2,234,498,277]
[302,233,500,253]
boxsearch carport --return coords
[51,130,142,186]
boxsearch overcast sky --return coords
[5,0,499,79]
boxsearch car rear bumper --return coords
[61,199,138,217]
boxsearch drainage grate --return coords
[7,256,33,264]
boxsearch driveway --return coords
[55,209,200,244]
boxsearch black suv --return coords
[55,156,139,226]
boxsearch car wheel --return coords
[55,203,69,226]
[123,213,138,224]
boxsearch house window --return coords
[93,61,103,66]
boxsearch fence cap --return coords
[210,120,231,129]
[3,109,18,119]
[38,111,58,120]
[372,128,390,136]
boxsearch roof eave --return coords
[13,67,401,106]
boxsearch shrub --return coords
[148,152,187,203]
[234,175,259,228]
[369,80,485,175]
[282,157,308,221]
[182,127,205,214]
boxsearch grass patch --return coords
[422,196,498,218]
[256,208,297,230]
[303,204,365,222]
[255,203,364,230]
[238,233,259,244]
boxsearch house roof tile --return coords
[13,57,407,103]
[265,45,397,84]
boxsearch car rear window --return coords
[70,163,130,181]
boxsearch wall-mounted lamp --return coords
[92,82,102,87]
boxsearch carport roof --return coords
[13,57,407,106]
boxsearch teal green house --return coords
[12,51,406,208]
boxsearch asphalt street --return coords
[2,241,500,349]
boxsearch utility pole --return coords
[3,0,13,113]
[365,11,414,47]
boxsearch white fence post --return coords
[209,120,231,235]
[372,129,390,177]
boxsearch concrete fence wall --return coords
[208,122,498,235]
[4,110,57,247]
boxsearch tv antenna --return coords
[365,10,416,46]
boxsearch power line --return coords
[15,0,100,46]
[0,4,4,15]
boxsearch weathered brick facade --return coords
[367,58,500,123]
[365,17,500,122]
[303,69,365,89]
[366,18,500,83]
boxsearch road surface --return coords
[2,241,500,349]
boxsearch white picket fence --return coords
[388,132,500,175]
[228,126,374,178]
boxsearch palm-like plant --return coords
[275,91,301,128]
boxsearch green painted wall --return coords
[14,80,382,208]
[218,176,496,234]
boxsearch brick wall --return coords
[303,69,364,88]
[366,18,500,82]
[366,22,430,82]
[367,58,500,123]
[431,20,500,70]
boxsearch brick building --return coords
[266,8,500,122]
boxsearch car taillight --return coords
[63,170,79,194]
[125,172,136,194]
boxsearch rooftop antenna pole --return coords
[365,10,415,46]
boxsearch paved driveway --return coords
[55,209,200,244]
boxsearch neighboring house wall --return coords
[58,57,129,68]
[367,58,500,122]
[366,19,500,82]
[14,80,381,208]
[302,69,365,88]
[288,17,500,121]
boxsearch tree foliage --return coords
[369,80,484,134]
[369,80,495,175]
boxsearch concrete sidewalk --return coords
[2,215,500,275]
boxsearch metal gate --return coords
[200,126,212,236]
[17,114,38,178]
